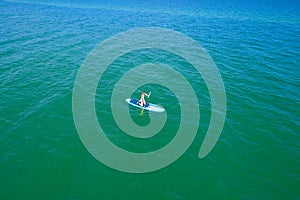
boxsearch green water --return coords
[1,0,299,199]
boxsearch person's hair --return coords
[142,91,145,93]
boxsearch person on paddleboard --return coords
[138,91,150,107]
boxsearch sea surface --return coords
[0,0,299,199]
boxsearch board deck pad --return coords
[129,99,150,107]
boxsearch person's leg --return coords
[142,99,146,107]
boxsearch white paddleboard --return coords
[126,98,165,113]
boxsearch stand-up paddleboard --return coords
[126,98,165,113]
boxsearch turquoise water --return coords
[1,0,300,199]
